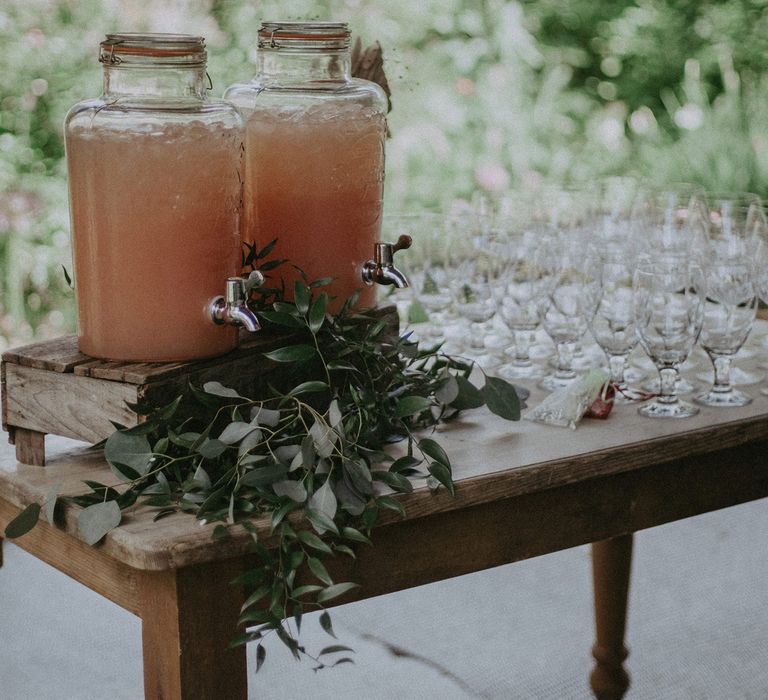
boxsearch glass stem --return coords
[658,366,679,404]
[555,342,576,379]
[469,322,485,349]
[608,354,627,386]
[711,355,732,393]
[512,329,532,366]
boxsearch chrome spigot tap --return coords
[361,234,412,288]
[208,274,263,332]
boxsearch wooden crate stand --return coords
[1,332,285,466]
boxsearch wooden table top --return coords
[3,337,768,572]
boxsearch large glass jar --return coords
[224,22,387,310]
[65,34,244,361]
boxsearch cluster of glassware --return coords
[389,181,768,419]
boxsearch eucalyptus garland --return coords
[5,244,522,671]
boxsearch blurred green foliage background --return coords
[2,0,768,348]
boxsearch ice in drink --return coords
[66,123,242,361]
[242,102,385,310]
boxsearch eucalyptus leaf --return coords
[395,395,432,418]
[418,438,451,468]
[451,375,485,410]
[305,508,340,536]
[317,582,360,604]
[310,420,336,459]
[341,527,372,546]
[272,480,307,503]
[308,479,337,525]
[197,438,227,460]
[250,406,281,427]
[482,376,521,420]
[240,464,288,488]
[308,556,333,586]
[258,310,304,329]
[202,381,243,398]
[263,344,316,363]
[274,445,300,463]
[390,456,421,473]
[292,584,323,598]
[4,503,41,539]
[308,293,328,333]
[297,530,333,554]
[343,459,373,496]
[428,462,455,496]
[238,428,263,456]
[77,501,121,545]
[435,375,460,404]
[294,280,311,314]
[104,431,152,476]
[328,399,342,429]
[287,380,329,397]
[43,481,62,526]
[219,421,258,445]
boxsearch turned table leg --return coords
[139,558,248,700]
[590,534,633,700]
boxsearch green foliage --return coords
[6,264,520,670]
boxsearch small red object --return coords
[585,383,615,420]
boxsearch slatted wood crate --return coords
[1,332,289,467]
[1,306,398,467]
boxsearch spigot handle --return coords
[392,234,412,253]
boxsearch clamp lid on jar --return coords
[258,22,351,51]
[99,33,206,66]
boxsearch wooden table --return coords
[2,367,768,699]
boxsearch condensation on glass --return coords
[224,22,388,310]
[65,34,245,361]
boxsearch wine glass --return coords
[694,260,757,407]
[538,239,600,391]
[634,184,708,260]
[485,215,553,379]
[588,256,640,402]
[392,212,455,345]
[633,258,704,418]
[448,233,497,364]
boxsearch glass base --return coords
[695,367,764,386]
[642,376,695,395]
[693,388,752,407]
[539,372,580,392]
[498,362,547,380]
[638,398,699,418]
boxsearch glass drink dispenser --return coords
[225,22,409,311]
[65,33,256,361]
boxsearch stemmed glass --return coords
[698,193,766,387]
[538,240,600,391]
[694,259,757,407]
[486,217,553,379]
[634,184,708,260]
[633,258,704,418]
[448,233,497,364]
[392,213,456,345]
[589,256,640,402]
